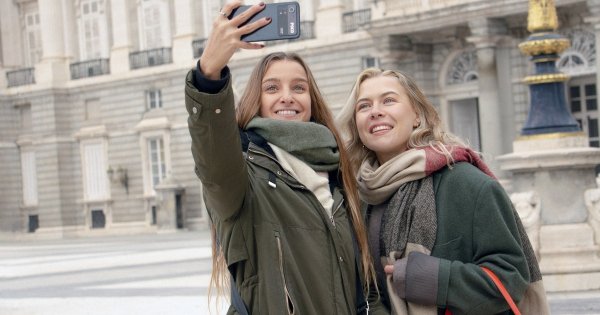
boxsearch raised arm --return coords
[185,1,270,220]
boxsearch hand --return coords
[384,264,394,274]
[200,1,271,80]
[386,257,408,299]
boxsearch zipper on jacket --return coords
[248,148,306,190]
[275,232,295,315]
[330,197,344,228]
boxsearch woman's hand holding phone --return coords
[199,1,270,80]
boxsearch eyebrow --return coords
[355,91,399,104]
[262,78,309,84]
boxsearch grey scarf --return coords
[381,177,437,257]
[246,117,339,172]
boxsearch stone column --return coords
[61,0,77,62]
[36,0,69,85]
[316,0,344,38]
[172,0,195,66]
[467,18,508,175]
[110,0,131,74]
[0,0,24,70]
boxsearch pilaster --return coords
[585,0,600,109]
[172,0,195,66]
[110,0,131,74]
[467,18,509,174]
[36,0,69,85]
[0,67,6,89]
[316,0,344,38]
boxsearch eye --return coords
[293,84,307,93]
[383,97,396,104]
[263,84,278,93]
[356,102,371,112]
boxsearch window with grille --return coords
[569,77,598,147]
[24,10,42,66]
[82,142,109,200]
[140,0,171,49]
[78,0,108,60]
[146,90,162,109]
[362,56,380,69]
[148,138,166,188]
[20,150,38,206]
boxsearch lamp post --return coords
[518,0,581,136]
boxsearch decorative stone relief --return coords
[510,191,541,256]
[445,49,478,85]
[584,175,600,245]
[557,28,596,76]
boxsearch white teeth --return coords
[277,110,298,116]
[371,125,391,133]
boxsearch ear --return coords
[413,118,421,128]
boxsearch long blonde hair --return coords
[210,53,376,304]
[337,68,467,172]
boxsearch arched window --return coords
[558,28,596,76]
[446,49,478,85]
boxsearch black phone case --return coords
[230,2,301,42]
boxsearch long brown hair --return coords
[210,52,375,302]
[337,68,467,172]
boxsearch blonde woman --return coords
[337,68,549,315]
[185,2,386,314]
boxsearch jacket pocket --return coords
[275,231,296,315]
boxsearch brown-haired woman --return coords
[337,68,549,315]
[185,1,386,314]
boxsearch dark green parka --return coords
[185,70,387,315]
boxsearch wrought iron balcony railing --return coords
[6,68,35,87]
[129,47,172,70]
[192,38,207,59]
[263,20,316,47]
[342,9,371,33]
[70,58,110,80]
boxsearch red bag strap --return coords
[444,266,521,315]
[481,266,521,315]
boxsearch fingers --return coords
[239,42,265,50]
[237,16,271,37]
[219,0,243,18]
[384,264,394,274]
[230,2,266,26]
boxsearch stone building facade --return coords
[0,0,598,238]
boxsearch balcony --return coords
[263,21,316,47]
[6,68,35,87]
[192,38,207,59]
[386,0,480,15]
[343,9,371,33]
[129,47,172,70]
[70,59,110,80]
[298,21,315,41]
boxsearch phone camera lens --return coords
[288,6,295,13]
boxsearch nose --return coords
[369,104,384,119]
[280,90,294,104]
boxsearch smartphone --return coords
[229,2,301,42]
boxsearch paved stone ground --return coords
[0,229,599,315]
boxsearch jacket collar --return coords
[240,128,342,192]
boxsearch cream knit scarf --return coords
[357,146,494,205]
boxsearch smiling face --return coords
[354,75,420,164]
[259,60,312,122]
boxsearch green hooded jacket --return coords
[185,70,387,315]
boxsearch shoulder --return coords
[433,162,495,190]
